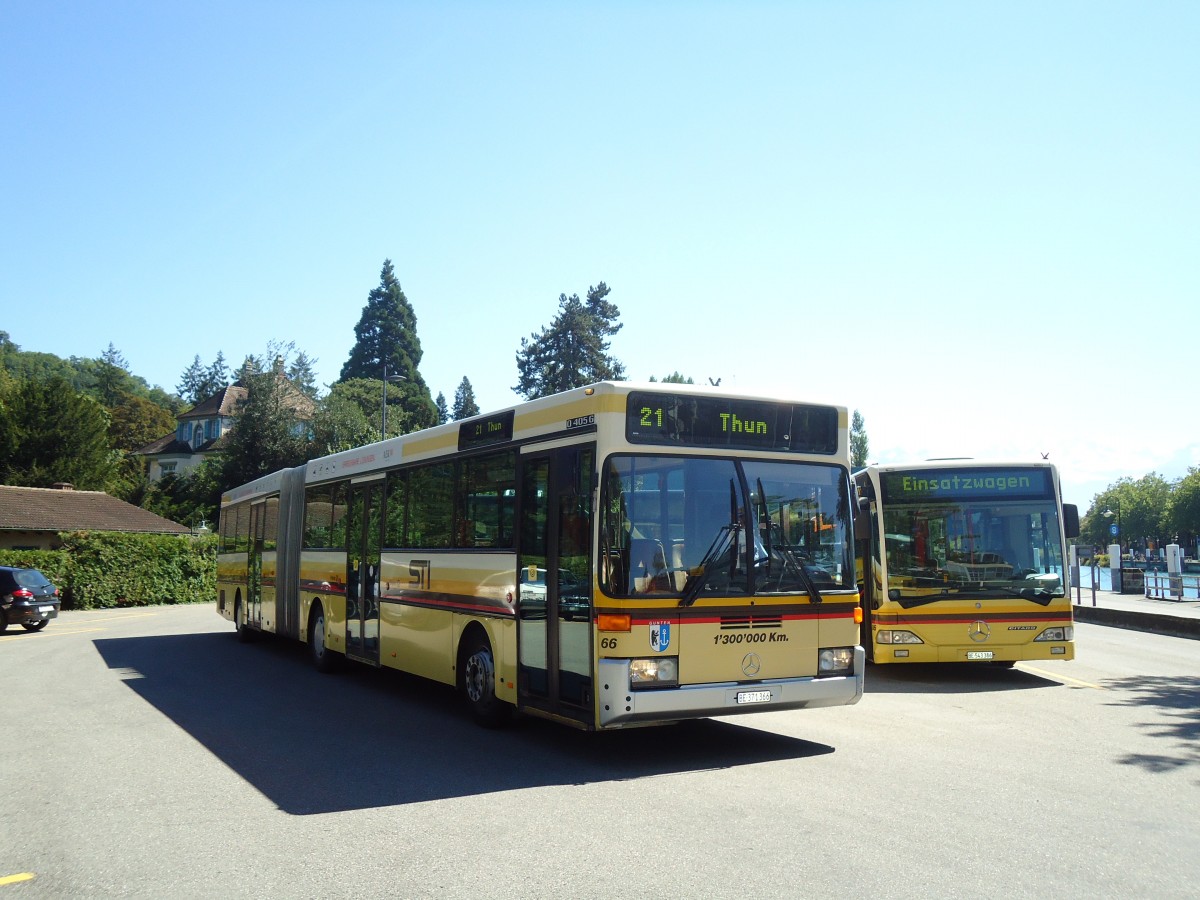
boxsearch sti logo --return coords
[649,621,671,652]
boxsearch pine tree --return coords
[435,392,449,425]
[96,343,131,406]
[201,351,230,401]
[0,376,117,489]
[453,377,480,420]
[177,355,206,404]
[340,259,426,389]
[288,350,319,399]
[851,409,870,469]
[235,354,261,385]
[178,352,230,405]
[514,282,625,400]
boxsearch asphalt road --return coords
[2,604,1198,898]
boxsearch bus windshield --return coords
[882,498,1067,605]
[599,455,853,599]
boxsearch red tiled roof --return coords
[0,485,190,534]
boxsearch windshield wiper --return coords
[681,479,743,607]
[895,592,957,609]
[754,477,822,603]
[1015,587,1056,606]
[896,585,1056,608]
[680,523,739,607]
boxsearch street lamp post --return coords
[1103,500,1122,552]
[381,364,407,440]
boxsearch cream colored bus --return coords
[217,382,864,730]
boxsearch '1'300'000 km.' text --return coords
[714,632,788,644]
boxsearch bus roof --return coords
[223,381,850,505]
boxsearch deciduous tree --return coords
[1167,468,1200,547]
[218,361,312,488]
[1081,473,1172,551]
[325,378,436,441]
[108,394,177,452]
[311,383,379,453]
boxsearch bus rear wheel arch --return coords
[308,601,342,673]
[458,625,511,728]
[234,592,255,643]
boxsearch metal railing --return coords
[1144,571,1200,601]
[1071,563,1104,606]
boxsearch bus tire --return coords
[234,595,255,644]
[460,631,511,728]
[308,603,342,673]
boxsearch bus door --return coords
[345,479,384,665]
[247,500,266,628]
[854,499,879,661]
[518,443,595,724]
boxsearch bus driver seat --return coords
[629,538,672,593]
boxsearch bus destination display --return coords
[625,391,837,453]
[880,467,1052,503]
[458,410,514,451]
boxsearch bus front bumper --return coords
[596,648,865,728]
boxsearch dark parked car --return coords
[0,566,61,633]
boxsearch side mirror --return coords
[854,503,872,541]
[1062,503,1080,540]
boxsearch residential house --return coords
[135,381,315,482]
[0,484,191,550]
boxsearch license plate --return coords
[736,690,772,704]
[39,606,54,613]
[966,651,994,660]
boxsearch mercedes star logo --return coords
[742,652,762,677]
[968,620,991,643]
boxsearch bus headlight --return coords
[1035,626,1074,642]
[629,657,679,689]
[876,630,923,644]
[818,647,855,676]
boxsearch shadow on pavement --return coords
[93,631,834,815]
[863,661,1064,695]
[1103,675,1200,774]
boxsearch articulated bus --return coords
[853,461,1079,665]
[217,382,865,730]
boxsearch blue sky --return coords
[2,1,1196,512]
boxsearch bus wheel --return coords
[308,604,342,673]
[461,632,511,728]
[234,596,255,643]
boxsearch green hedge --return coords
[0,532,217,610]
